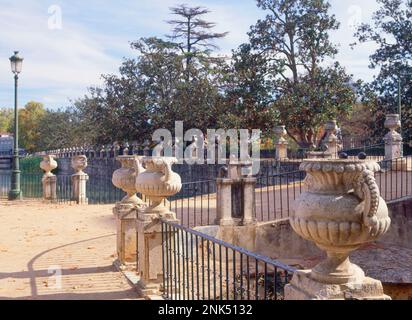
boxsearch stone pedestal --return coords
[323,120,340,158]
[216,178,233,226]
[42,175,57,201]
[113,203,139,266]
[215,160,256,227]
[285,270,390,300]
[71,155,89,204]
[72,174,88,204]
[385,138,402,160]
[325,134,339,157]
[384,114,403,160]
[136,211,178,295]
[274,126,288,160]
[40,155,58,202]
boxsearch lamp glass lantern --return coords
[10,51,23,74]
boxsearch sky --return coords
[0,0,381,110]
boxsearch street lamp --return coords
[397,63,409,157]
[8,51,23,200]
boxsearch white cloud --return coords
[0,1,129,108]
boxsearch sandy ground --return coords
[0,201,139,300]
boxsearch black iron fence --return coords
[0,172,10,198]
[376,156,412,202]
[4,154,411,228]
[255,170,306,222]
[161,220,296,300]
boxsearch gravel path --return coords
[0,200,139,300]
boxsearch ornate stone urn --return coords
[274,125,287,139]
[112,155,145,206]
[40,155,58,201]
[135,157,182,216]
[324,120,338,133]
[40,155,57,178]
[287,159,391,299]
[71,155,88,174]
[322,120,340,158]
[384,114,401,132]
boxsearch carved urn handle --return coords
[132,156,145,175]
[357,168,380,233]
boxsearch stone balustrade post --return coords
[274,125,288,160]
[71,155,89,205]
[384,114,403,160]
[323,120,339,158]
[112,155,146,266]
[40,155,58,202]
[134,157,182,296]
[215,159,256,226]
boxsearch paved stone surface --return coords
[0,200,140,300]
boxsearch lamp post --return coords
[8,51,23,200]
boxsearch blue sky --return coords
[0,0,380,110]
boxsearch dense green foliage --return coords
[354,0,412,140]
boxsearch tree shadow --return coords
[0,234,139,300]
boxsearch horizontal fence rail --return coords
[161,220,296,300]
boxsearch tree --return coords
[36,108,93,150]
[167,4,228,81]
[75,6,229,143]
[0,108,13,133]
[18,102,46,152]
[220,43,274,134]
[354,0,412,140]
[248,0,356,148]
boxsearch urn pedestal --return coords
[383,114,406,170]
[274,126,288,160]
[285,159,391,300]
[135,157,182,295]
[71,155,89,205]
[112,156,146,266]
[323,120,340,157]
[40,155,58,202]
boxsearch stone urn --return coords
[274,125,287,139]
[324,120,338,133]
[135,157,182,216]
[384,114,401,132]
[40,155,57,178]
[290,159,391,285]
[71,155,88,175]
[112,155,145,206]
[384,114,403,161]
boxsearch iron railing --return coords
[161,220,296,300]
[0,172,10,198]
[255,170,306,222]
[376,156,412,202]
